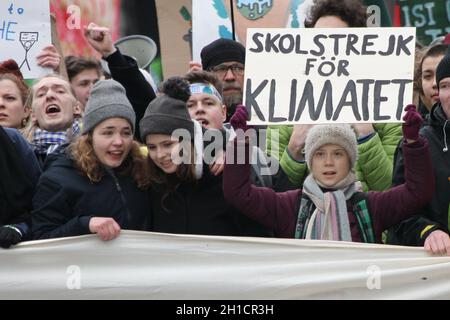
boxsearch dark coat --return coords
[1,127,41,239]
[32,156,151,240]
[147,163,273,237]
[388,103,450,246]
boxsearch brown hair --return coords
[0,73,29,104]
[70,134,150,190]
[416,44,448,95]
[0,73,30,128]
[184,70,224,96]
[304,0,368,28]
[65,56,102,81]
[147,142,197,211]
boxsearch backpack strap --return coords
[351,192,376,243]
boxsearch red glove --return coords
[402,104,424,141]
[230,105,250,132]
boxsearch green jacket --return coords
[266,123,402,191]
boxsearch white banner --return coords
[244,27,416,125]
[1,231,450,299]
[0,0,51,79]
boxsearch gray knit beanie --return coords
[82,79,136,134]
[139,94,194,142]
[304,124,358,169]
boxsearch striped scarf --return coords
[295,172,361,241]
[32,119,80,155]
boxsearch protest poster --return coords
[155,0,192,79]
[192,0,313,62]
[0,0,51,79]
[244,27,416,125]
[399,0,450,45]
[50,0,121,58]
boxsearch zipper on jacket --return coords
[106,168,131,226]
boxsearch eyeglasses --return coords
[210,64,245,76]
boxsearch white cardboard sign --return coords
[0,0,51,79]
[244,27,416,125]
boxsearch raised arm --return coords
[223,106,300,237]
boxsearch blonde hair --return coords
[70,134,151,190]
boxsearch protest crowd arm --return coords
[84,23,156,141]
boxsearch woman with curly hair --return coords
[31,80,151,240]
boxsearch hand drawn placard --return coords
[244,27,416,125]
[0,0,51,79]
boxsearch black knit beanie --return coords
[436,46,450,88]
[139,95,194,142]
[201,38,246,71]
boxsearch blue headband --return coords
[189,83,223,104]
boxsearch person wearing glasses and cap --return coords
[190,38,246,123]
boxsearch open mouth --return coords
[322,171,336,176]
[197,118,209,126]
[45,104,61,114]
[160,161,173,168]
[108,150,124,157]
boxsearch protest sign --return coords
[155,0,191,79]
[192,0,313,62]
[244,27,416,125]
[399,0,450,45]
[0,0,51,79]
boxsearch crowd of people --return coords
[0,0,449,258]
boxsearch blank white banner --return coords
[1,231,449,300]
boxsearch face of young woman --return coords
[0,79,28,128]
[92,118,133,168]
[145,134,181,174]
[310,144,351,188]
[421,54,444,110]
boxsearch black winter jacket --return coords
[32,156,151,239]
[388,103,450,246]
[147,163,272,237]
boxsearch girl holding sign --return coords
[224,105,433,243]
[266,0,403,192]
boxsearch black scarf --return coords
[0,126,33,225]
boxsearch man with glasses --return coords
[200,38,246,122]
